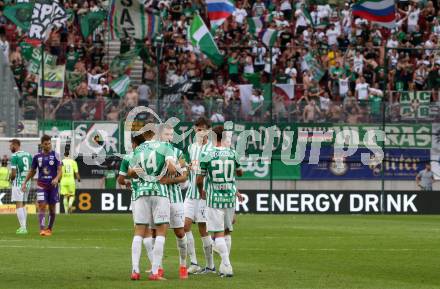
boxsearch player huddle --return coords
[119,117,243,281]
[6,117,243,281]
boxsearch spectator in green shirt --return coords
[101,164,117,190]
[66,45,79,71]
[368,85,384,121]
[182,2,195,18]
[228,51,240,84]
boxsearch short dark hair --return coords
[9,139,20,146]
[212,126,224,142]
[194,117,211,129]
[131,134,145,146]
[41,135,51,144]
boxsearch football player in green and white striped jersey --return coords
[118,136,158,277]
[127,128,176,281]
[197,126,243,278]
[9,139,33,235]
[157,124,189,279]
[183,117,215,274]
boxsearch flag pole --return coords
[269,45,273,194]
[40,42,45,119]
[156,42,161,115]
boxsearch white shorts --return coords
[11,186,29,202]
[206,207,235,233]
[184,198,207,223]
[169,202,184,229]
[132,196,170,226]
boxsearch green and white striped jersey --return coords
[184,141,213,200]
[10,151,32,188]
[119,152,140,200]
[160,146,185,203]
[129,140,174,200]
[199,147,240,209]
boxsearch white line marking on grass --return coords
[54,228,132,233]
[0,245,108,250]
[203,247,423,252]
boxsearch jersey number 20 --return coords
[212,160,234,182]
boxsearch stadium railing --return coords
[25,97,440,123]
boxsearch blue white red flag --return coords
[206,0,235,28]
[352,0,396,28]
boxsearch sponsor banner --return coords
[72,190,440,214]
[76,156,122,179]
[17,120,38,136]
[431,123,440,152]
[39,120,72,136]
[396,91,431,120]
[73,190,132,213]
[72,121,120,157]
[117,121,434,156]
[301,148,430,180]
[241,159,300,180]
[238,191,439,214]
[75,157,305,180]
[0,191,37,214]
[227,123,432,154]
[0,204,36,214]
[296,124,432,149]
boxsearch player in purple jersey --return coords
[22,135,62,236]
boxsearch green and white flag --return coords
[19,41,34,60]
[261,28,278,47]
[302,6,314,26]
[28,48,57,75]
[189,14,223,66]
[3,2,33,31]
[66,71,85,92]
[79,10,107,38]
[110,75,131,97]
[247,17,263,35]
[243,72,261,87]
[300,6,327,28]
[110,0,162,40]
[110,48,140,76]
[38,64,65,98]
[4,0,68,44]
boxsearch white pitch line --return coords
[0,244,435,252]
[0,245,107,250]
[245,248,436,252]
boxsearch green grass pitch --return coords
[0,214,439,289]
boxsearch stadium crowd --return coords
[1,0,440,123]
